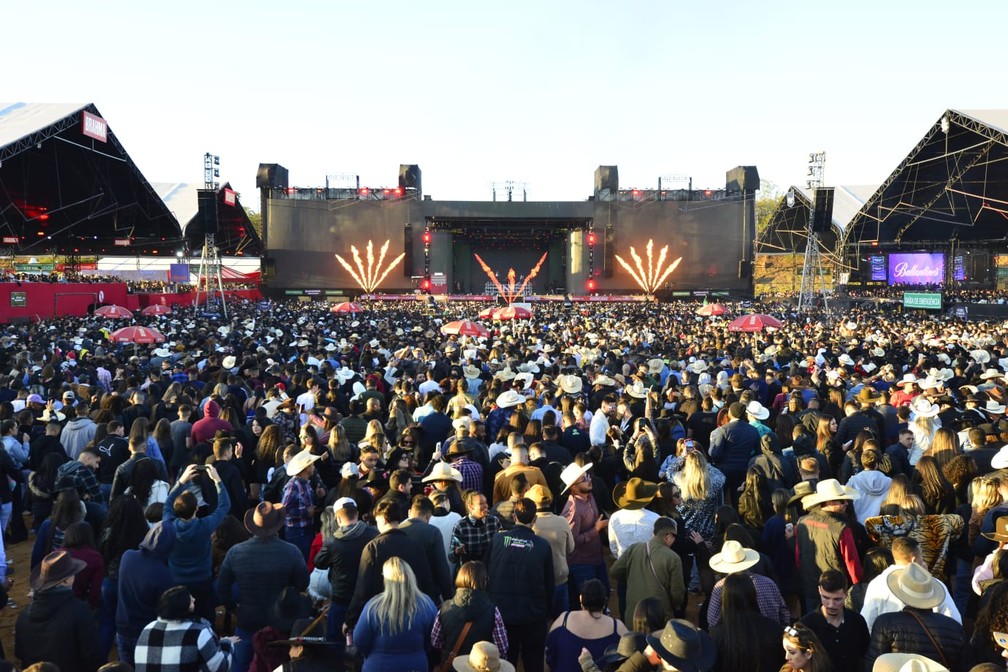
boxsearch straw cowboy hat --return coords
[31,550,87,592]
[560,462,593,493]
[494,367,517,382]
[745,401,770,420]
[287,449,322,476]
[244,501,287,538]
[647,358,665,375]
[593,374,617,387]
[422,462,463,483]
[871,654,948,672]
[687,360,708,374]
[802,478,861,511]
[857,387,882,404]
[982,515,1008,542]
[453,641,515,672]
[708,540,760,574]
[624,380,648,399]
[557,374,583,395]
[495,389,524,409]
[645,619,716,672]
[787,481,816,507]
[612,478,660,510]
[463,364,481,380]
[886,562,945,610]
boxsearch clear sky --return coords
[5,0,1005,208]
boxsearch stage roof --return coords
[0,103,183,255]
[152,181,262,257]
[841,109,1008,247]
[757,184,875,257]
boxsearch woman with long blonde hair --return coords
[352,557,437,672]
[667,443,725,540]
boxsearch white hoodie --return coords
[847,469,892,524]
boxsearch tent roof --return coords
[842,108,1008,247]
[0,102,182,254]
[757,184,875,256]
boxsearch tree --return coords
[755,179,783,235]
[245,208,262,239]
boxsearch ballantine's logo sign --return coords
[81,111,108,143]
[892,262,942,280]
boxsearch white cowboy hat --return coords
[972,349,992,364]
[422,462,463,483]
[802,478,861,511]
[910,397,940,419]
[495,390,524,409]
[708,540,760,574]
[287,449,322,476]
[495,367,516,382]
[518,361,540,374]
[745,401,770,421]
[687,360,708,374]
[984,400,1007,415]
[557,374,583,395]
[594,374,617,387]
[513,372,534,390]
[560,462,593,493]
[899,373,918,387]
[153,347,171,358]
[625,381,648,399]
[886,562,945,610]
[838,354,856,367]
[980,368,1003,380]
[917,376,939,391]
[463,364,481,380]
[222,355,237,370]
[871,653,948,672]
[870,347,887,358]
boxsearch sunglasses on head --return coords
[784,627,799,638]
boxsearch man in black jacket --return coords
[15,550,102,672]
[400,494,453,603]
[314,497,378,643]
[344,498,439,634]
[486,497,554,672]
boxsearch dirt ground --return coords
[0,521,35,663]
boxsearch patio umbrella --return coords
[94,305,134,319]
[726,314,783,332]
[109,326,167,344]
[695,302,727,316]
[331,301,364,314]
[440,320,490,338]
[477,307,496,319]
[141,304,173,316]
[496,305,533,321]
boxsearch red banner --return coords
[223,188,237,207]
[81,111,108,143]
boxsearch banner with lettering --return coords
[888,253,944,285]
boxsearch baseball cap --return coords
[26,394,45,404]
[332,497,357,514]
[62,391,75,400]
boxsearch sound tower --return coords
[811,187,835,234]
[403,225,413,277]
[398,165,422,196]
[603,224,616,278]
[256,163,288,190]
[196,189,218,236]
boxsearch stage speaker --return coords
[811,187,835,233]
[399,165,422,194]
[738,259,751,279]
[197,189,218,236]
[603,225,616,278]
[726,166,760,193]
[261,257,275,282]
[595,166,618,194]
[403,225,413,277]
[256,163,289,189]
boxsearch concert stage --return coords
[258,164,759,298]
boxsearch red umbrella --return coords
[94,305,134,319]
[440,320,490,338]
[496,305,533,321]
[331,301,364,314]
[109,326,167,344]
[726,314,783,332]
[696,302,727,316]
[141,304,173,316]
[477,307,496,319]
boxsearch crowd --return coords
[3,295,1008,672]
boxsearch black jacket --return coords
[400,517,453,603]
[865,607,968,672]
[15,587,102,672]
[436,588,499,662]
[313,521,379,604]
[486,524,554,626]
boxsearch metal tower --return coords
[193,153,228,318]
[797,152,830,311]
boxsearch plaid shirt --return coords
[450,456,484,493]
[706,571,790,627]
[281,475,315,528]
[450,514,501,565]
[55,460,102,503]
[431,606,509,656]
[134,617,233,672]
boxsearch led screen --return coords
[887,253,944,285]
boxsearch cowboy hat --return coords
[871,654,948,672]
[513,372,534,390]
[645,619,716,672]
[910,397,940,419]
[745,400,770,420]
[287,449,322,476]
[838,354,856,367]
[870,346,886,358]
[886,562,944,610]
[612,478,660,510]
[981,368,1004,380]
[30,549,87,592]
[802,478,861,511]
[422,462,463,483]
[899,373,919,387]
[597,632,648,669]
[495,367,517,382]
[222,355,237,370]
[153,347,171,358]
[985,400,1007,415]
[708,539,761,574]
[446,440,474,458]
[244,501,287,537]
[560,462,593,493]
[495,390,524,409]
[647,358,665,375]
[787,481,815,507]
[992,448,1008,471]
[463,364,481,380]
[687,360,708,374]
[625,380,648,399]
[453,641,515,672]
[593,374,616,387]
[526,484,552,504]
[857,387,882,403]
[982,515,1008,542]
[972,350,992,364]
[557,374,583,395]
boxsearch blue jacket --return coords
[117,522,176,639]
[164,481,230,584]
[708,419,761,478]
[352,592,437,672]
